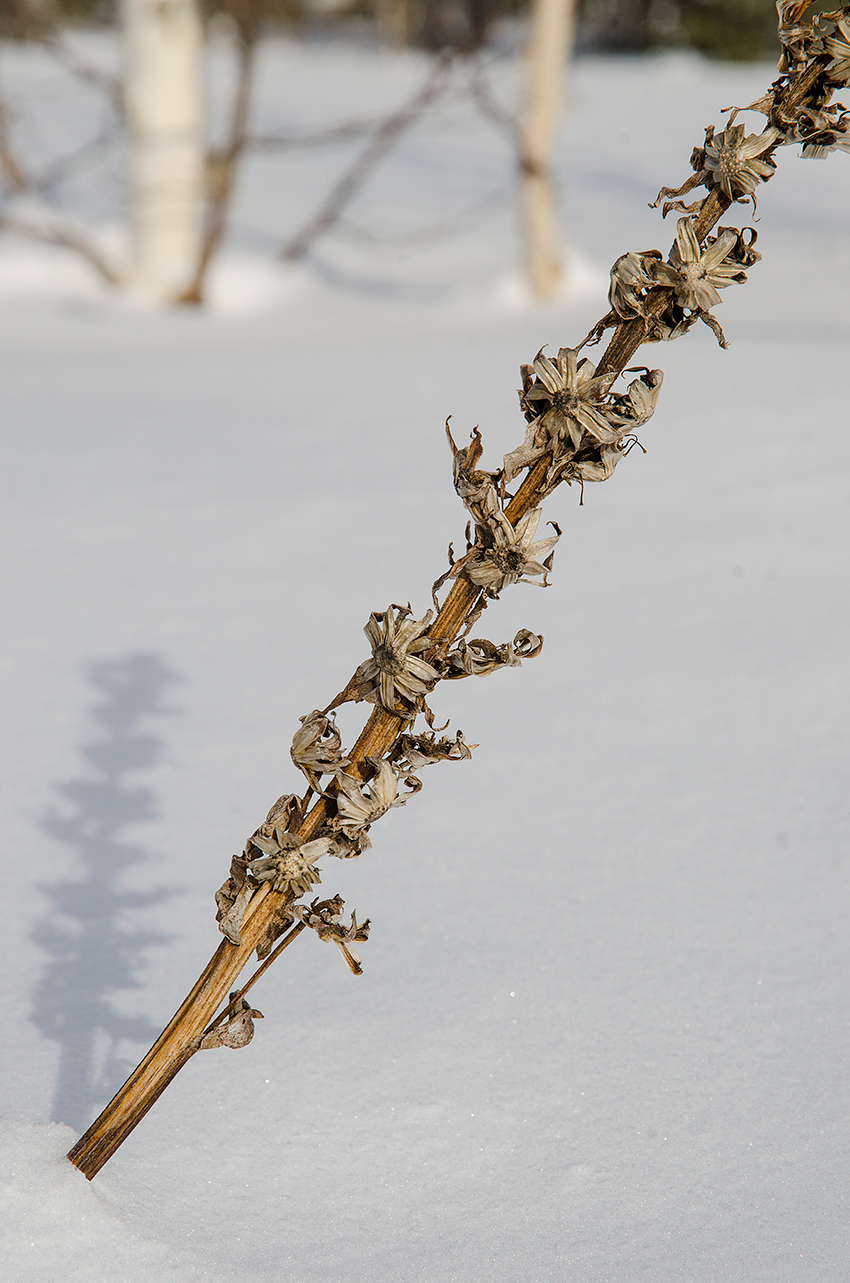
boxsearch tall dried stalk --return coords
[67,2,850,1179]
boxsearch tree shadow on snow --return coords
[30,654,179,1132]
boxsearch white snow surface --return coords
[1,37,849,1283]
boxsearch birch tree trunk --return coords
[521,0,575,300]
[122,0,205,304]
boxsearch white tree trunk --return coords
[521,0,575,300]
[122,0,205,304]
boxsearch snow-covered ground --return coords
[1,35,848,1283]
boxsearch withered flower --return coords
[440,629,543,678]
[295,895,372,975]
[654,217,743,312]
[795,105,850,157]
[504,348,626,483]
[291,709,349,794]
[703,123,779,200]
[467,509,559,596]
[247,830,332,897]
[524,348,619,451]
[823,16,850,84]
[606,367,664,429]
[334,757,410,838]
[358,605,440,713]
[392,728,476,771]
[608,249,664,321]
[446,423,500,526]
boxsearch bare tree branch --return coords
[278,51,454,264]
[0,211,121,285]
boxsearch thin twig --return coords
[197,921,307,1043]
[464,60,521,148]
[0,214,121,285]
[247,119,385,150]
[39,33,124,115]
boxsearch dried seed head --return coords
[391,728,477,772]
[291,710,350,793]
[333,757,411,839]
[294,895,372,974]
[703,123,779,200]
[356,605,440,713]
[466,509,559,597]
[247,834,332,898]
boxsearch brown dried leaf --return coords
[198,995,263,1050]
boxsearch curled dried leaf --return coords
[446,421,501,526]
[198,995,263,1051]
[437,630,543,679]
[215,854,254,947]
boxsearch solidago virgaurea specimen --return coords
[67,2,850,1179]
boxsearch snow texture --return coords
[0,35,848,1283]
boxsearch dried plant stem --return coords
[67,7,850,1179]
[67,579,482,1178]
[198,920,307,1042]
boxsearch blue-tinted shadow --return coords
[31,654,179,1130]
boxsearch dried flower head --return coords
[504,348,639,485]
[357,605,440,713]
[291,710,350,794]
[608,249,664,321]
[391,728,476,771]
[823,15,850,84]
[523,348,620,452]
[446,423,500,526]
[606,367,665,429]
[439,629,543,678]
[703,123,779,200]
[466,509,559,596]
[295,895,372,975]
[654,217,744,312]
[247,831,332,898]
[795,104,850,157]
[333,757,411,839]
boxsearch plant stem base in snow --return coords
[66,22,847,1178]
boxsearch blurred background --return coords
[0,0,823,310]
